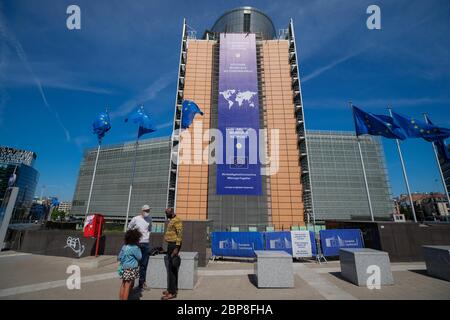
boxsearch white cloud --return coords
[0,6,71,142]
[302,49,367,83]
[110,72,175,119]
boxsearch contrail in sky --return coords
[0,7,71,142]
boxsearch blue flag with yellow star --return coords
[181,100,204,129]
[92,111,111,143]
[392,112,450,142]
[424,115,450,162]
[352,106,406,140]
[392,112,434,139]
[125,106,156,138]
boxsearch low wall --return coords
[10,220,211,266]
[325,220,450,262]
[12,230,164,259]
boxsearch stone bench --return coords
[254,250,294,288]
[422,245,450,281]
[147,252,198,289]
[340,248,394,286]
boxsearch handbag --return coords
[117,263,124,277]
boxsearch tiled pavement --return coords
[0,251,449,300]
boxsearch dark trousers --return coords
[138,242,150,287]
[166,242,180,294]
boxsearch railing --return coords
[165,19,188,210]
[287,19,315,225]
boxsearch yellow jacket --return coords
[164,216,183,246]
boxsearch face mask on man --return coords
[143,211,150,218]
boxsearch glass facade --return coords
[306,131,395,220]
[71,137,171,221]
[0,146,39,222]
[439,149,450,197]
[210,7,276,40]
[0,147,36,167]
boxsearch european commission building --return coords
[71,137,171,222]
[72,7,394,230]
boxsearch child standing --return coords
[118,228,142,300]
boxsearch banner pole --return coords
[124,132,139,231]
[423,113,450,210]
[350,101,375,221]
[85,143,101,218]
[357,138,375,222]
[388,107,417,222]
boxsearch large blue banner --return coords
[319,229,364,257]
[217,33,262,195]
[211,232,264,257]
[265,232,293,254]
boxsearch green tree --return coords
[51,209,66,221]
[400,206,413,221]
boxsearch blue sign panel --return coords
[217,33,262,195]
[265,232,293,254]
[211,232,264,257]
[319,229,364,257]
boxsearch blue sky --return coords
[0,0,449,201]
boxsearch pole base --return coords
[315,253,327,264]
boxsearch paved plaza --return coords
[0,251,449,300]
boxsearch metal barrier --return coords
[319,229,364,257]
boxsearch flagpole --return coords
[124,131,139,231]
[85,143,101,218]
[350,101,375,222]
[423,113,450,210]
[388,107,417,222]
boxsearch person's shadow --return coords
[128,284,143,300]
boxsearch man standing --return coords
[161,207,183,300]
[127,204,152,290]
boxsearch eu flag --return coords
[352,106,406,140]
[424,115,450,162]
[92,111,111,143]
[125,106,156,138]
[391,111,437,139]
[374,114,407,140]
[51,197,59,207]
[181,100,204,129]
[422,115,450,142]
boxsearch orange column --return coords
[261,40,304,230]
[175,40,214,221]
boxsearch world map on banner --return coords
[219,89,258,109]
